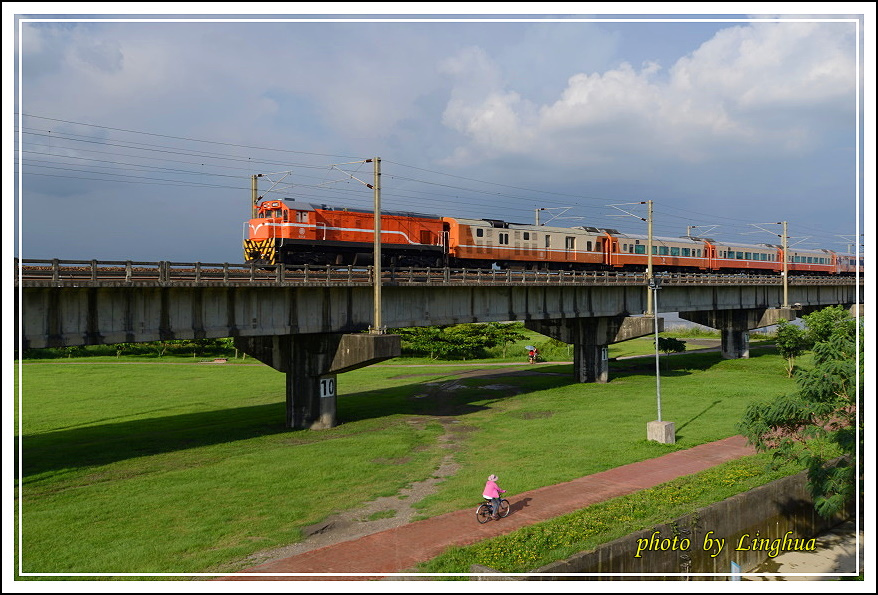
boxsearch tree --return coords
[487,322,527,358]
[738,316,862,518]
[774,319,808,377]
[657,337,687,355]
[394,324,504,360]
[801,305,852,347]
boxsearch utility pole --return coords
[646,200,654,315]
[371,157,383,334]
[535,208,546,225]
[607,200,654,314]
[251,174,262,218]
[781,220,789,308]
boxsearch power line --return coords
[16,113,859,246]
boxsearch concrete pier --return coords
[678,308,797,359]
[527,316,660,383]
[233,333,400,429]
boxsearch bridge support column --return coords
[678,308,797,359]
[526,316,660,383]
[234,333,400,429]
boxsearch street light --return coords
[648,276,663,422]
[646,276,674,443]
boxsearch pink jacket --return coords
[483,480,506,499]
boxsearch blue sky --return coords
[7,5,873,263]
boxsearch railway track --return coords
[14,258,860,288]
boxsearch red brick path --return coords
[215,435,756,581]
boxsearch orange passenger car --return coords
[442,217,605,269]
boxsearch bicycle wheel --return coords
[476,503,492,524]
[498,499,511,518]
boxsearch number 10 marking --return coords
[320,377,336,398]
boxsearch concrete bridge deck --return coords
[16,260,862,430]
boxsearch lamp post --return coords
[647,276,674,443]
[648,276,663,421]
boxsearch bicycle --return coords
[476,497,510,523]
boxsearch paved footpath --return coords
[216,435,756,581]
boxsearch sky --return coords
[6,4,874,266]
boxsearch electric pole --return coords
[371,157,383,333]
[646,200,654,315]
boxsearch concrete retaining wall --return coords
[471,469,851,580]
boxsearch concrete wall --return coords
[472,470,852,580]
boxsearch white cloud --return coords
[439,21,856,166]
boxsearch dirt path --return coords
[235,366,549,569]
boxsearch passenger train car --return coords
[243,199,862,275]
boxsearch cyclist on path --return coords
[482,474,507,520]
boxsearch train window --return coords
[499,233,509,245]
[745,252,751,260]
[682,248,690,257]
[586,241,592,251]
[545,235,551,248]
[652,246,658,255]
[659,247,669,256]
[476,228,484,238]
[523,232,530,240]
[630,244,635,253]
[622,244,627,252]
[566,237,576,250]
[697,249,702,257]
[670,247,680,256]
[635,245,645,254]
[736,252,743,259]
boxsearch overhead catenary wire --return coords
[15,113,861,250]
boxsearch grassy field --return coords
[14,342,798,577]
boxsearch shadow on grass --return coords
[19,351,758,478]
[19,366,577,478]
[676,400,724,432]
[609,348,777,379]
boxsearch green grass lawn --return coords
[14,346,798,577]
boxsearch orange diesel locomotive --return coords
[244,200,446,266]
[243,200,861,275]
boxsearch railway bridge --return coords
[15,259,861,429]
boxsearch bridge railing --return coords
[15,258,860,287]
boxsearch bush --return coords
[657,337,687,354]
